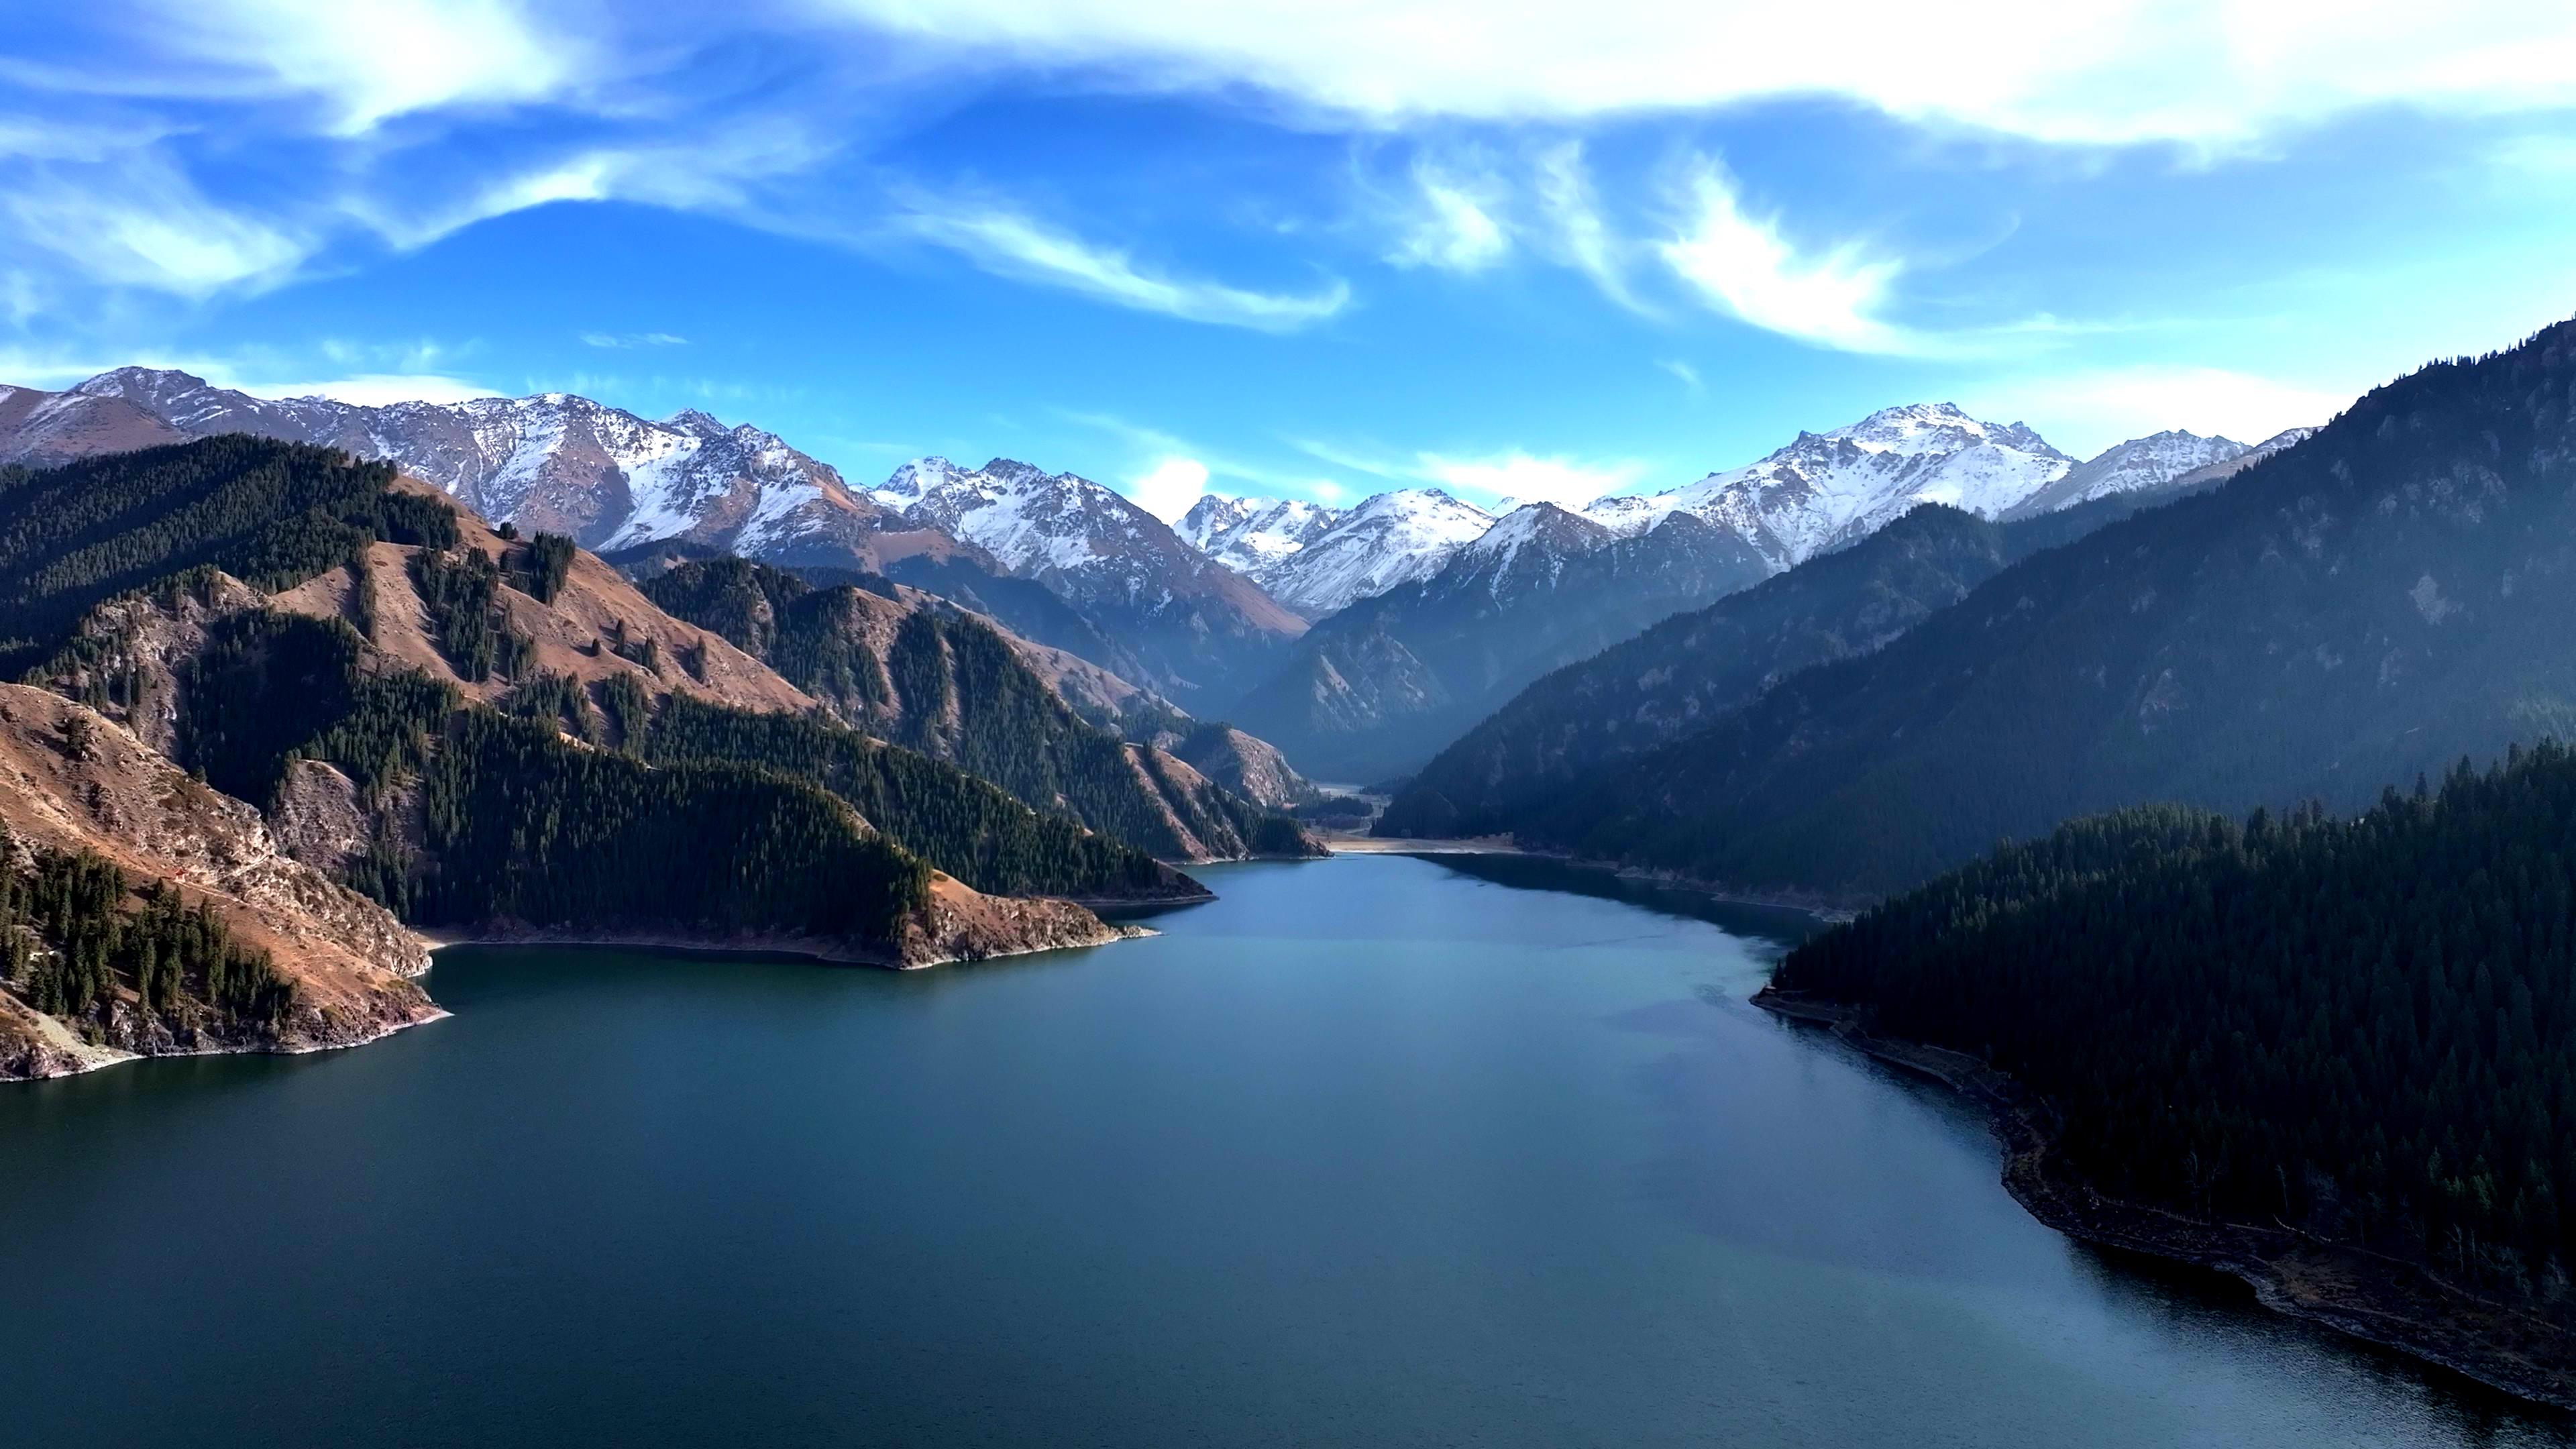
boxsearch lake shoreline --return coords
[1754,986,2576,1414]
[420,920,1152,971]
[1334,837,1858,922]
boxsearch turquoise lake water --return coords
[1,853,2565,1446]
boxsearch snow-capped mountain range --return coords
[0,368,2309,719]
[875,456,1295,623]
[1178,494,1340,569]
[1179,488,1497,617]
[1574,402,2076,570]
[2001,428,2248,519]
[0,368,916,570]
[873,455,1307,705]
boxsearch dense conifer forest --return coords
[0,823,289,1031]
[0,438,1199,963]
[415,710,930,945]
[1379,504,2020,839]
[642,556,1306,862]
[642,694,1188,898]
[0,437,448,674]
[1780,743,2576,1299]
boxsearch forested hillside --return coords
[0,437,448,674]
[1,824,290,1039]
[639,696,1218,897]
[157,576,1205,906]
[1519,319,2576,898]
[639,556,1316,862]
[1778,743,2576,1303]
[1378,506,2018,837]
[1231,506,1773,782]
[0,438,1191,982]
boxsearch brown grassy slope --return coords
[0,684,437,1079]
[268,480,812,715]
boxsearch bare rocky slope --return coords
[0,684,438,1080]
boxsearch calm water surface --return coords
[3,854,2567,1446]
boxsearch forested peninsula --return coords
[1764,744,2576,1406]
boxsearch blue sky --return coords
[7,3,2576,519]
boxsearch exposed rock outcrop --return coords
[0,686,437,1080]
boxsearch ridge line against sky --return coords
[5,2,2575,513]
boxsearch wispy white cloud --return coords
[0,341,492,405]
[900,194,1350,331]
[1388,161,1507,272]
[1282,435,1407,481]
[1656,358,1703,393]
[1534,142,1647,314]
[581,331,689,349]
[1658,158,1912,354]
[1,152,310,299]
[253,372,496,405]
[817,1,2576,149]
[1061,409,1350,504]
[133,0,585,135]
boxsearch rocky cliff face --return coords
[0,685,437,1080]
[1163,726,1316,811]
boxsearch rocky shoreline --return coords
[1754,987,2576,1413]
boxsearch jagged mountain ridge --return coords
[1578,402,2074,568]
[1178,494,1340,573]
[10,437,1208,914]
[1215,407,2302,785]
[875,456,1306,708]
[0,370,1311,714]
[2002,429,2247,519]
[1376,503,2074,839]
[1180,488,1496,618]
[0,369,975,577]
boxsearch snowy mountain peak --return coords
[73,366,207,401]
[2002,429,2248,519]
[877,455,1179,579]
[1582,402,2076,570]
[4,370,894,568]
[869,455,1307,648]
[1180,494,1341,564]
[1175,486,1495,619]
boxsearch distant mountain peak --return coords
[1177,484,1493,618]
[1580,402,2073,570]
